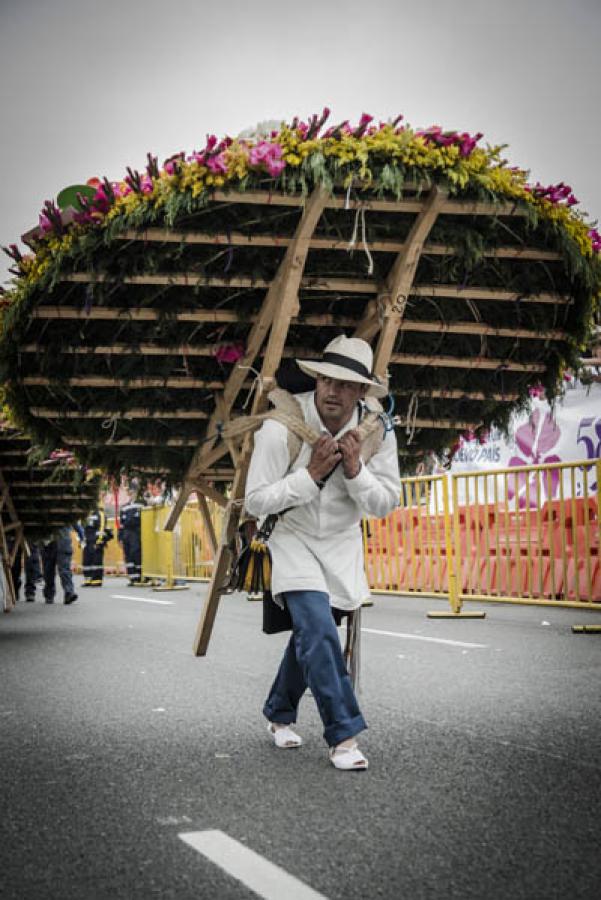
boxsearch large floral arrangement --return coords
[0,109,600,478]
[3,109,600,291]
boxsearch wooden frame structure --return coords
[0,468,24,612]
[0,425,99,611]
[2,177,596,646]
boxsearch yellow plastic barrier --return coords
[141,503,223,584]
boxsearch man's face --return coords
[314,375,366,430]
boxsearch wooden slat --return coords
[63,437,201,447]
[32,287,569,323]
[117,228,562,261]
[10,494,96,500]
[15,507,92,514]
[390,353,545,372]
[209,189,528,217]
[397,321,566,341]
[21,376,226,389]
[396,417,482,430]
[29,408,210,419]
[62,272,271,288]
[396,388,520,401]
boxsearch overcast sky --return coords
[1,0,599,286]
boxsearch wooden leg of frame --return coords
[192,498,242,656]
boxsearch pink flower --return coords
[588,228,601,253]
[249,142,285,177]
[528,383,545,399]
[38,212,53,233]
[354,113,374,137]
[214,343,245,364]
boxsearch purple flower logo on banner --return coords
[507,409,562,507]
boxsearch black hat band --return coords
[321,351,372,380]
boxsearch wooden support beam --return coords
[373,186,449,374]
[191,186,329,657]
[191,478,228,509]
[167,186,329,534]
[197,494,218,555]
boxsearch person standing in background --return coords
[118,494,146,585]
[41,524,83,604]
[10,538,42,602]
[81,509,112,587]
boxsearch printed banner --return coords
[436,380,601,507]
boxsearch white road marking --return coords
[179,830,329,900]
[362,627,487,649]
[111,594,174,606]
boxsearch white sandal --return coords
[329,742,368,770]
[268,723,303,749]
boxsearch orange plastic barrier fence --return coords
[364,458,601,609]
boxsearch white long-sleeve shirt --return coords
[245,392,401,610]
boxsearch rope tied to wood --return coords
[347,202,374,276]
[101,415,119,443]
[237,364,265,410]
[404,391,419,445]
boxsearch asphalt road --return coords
[1,579,600,900]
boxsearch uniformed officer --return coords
[118,496,145,585]
[81,509,112,587]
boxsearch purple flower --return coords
[206,152,228,175]
[507,409,562,506]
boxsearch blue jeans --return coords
[263,590,366,747]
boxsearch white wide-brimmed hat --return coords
[296,335,389,399]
